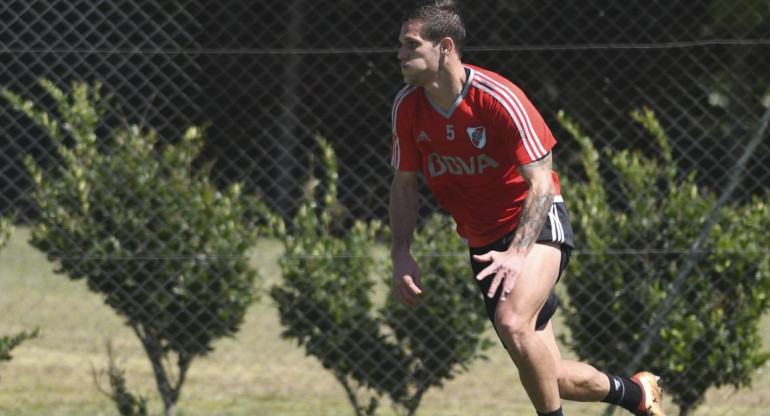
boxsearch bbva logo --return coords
[427,152,500,177]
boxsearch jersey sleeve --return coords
[390,86,421,171]
[486,81,556,166]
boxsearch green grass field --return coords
[1,227,768,416]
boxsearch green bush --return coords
[3,79,263,416]
[270,135,490,416]
[269,135,402,416]
[558,108,770,415]
[382,214,493,415]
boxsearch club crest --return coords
[466,126,487,149]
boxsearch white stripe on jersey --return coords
[475,71,547,156]
[472,81,536,159]
[472,71,548,161]
[391,85,417,169]
[392,136,401,168]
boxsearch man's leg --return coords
[492,242,563,413]
[536,320,610,401]
[474,240,665,415]
[537,314,667,416]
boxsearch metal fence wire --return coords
[1,1,770,415]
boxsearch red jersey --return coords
[390,64,563,247]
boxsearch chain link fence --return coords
[1,1,769,415]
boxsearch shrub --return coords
[381,214,493,415]
[270,135,490,416]
[3,79,263,416]
[558,108,770,415]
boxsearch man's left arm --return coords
[508,152,554,253]
[472,152,554,300]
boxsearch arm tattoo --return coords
[511,192,552,250]
[508,153,554,252]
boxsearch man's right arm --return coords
[390,170,419,256]
[389,169,424,307]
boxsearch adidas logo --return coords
[416,130,431,142]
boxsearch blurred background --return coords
[1,1,769,416]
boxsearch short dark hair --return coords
[404,0,466,57]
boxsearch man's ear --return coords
[439,37,455,55]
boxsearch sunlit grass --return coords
[1,227,768,415]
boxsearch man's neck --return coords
[424,62,467,112]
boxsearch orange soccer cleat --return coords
[631,372,666,416]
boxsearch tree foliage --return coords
[381,213,494,415]
[2,79,263,416]
[558,108,770,415]
[270,135,491,416]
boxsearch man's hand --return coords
[389,170,422,308]
[392,252,425,308]
[473,249,527,301]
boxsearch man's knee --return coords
[495,292,559,334]
[494,311,535,348]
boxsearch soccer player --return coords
[388,2,666,416]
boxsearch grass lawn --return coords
[1,227,768,415]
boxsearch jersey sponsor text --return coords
[427,152,501,177]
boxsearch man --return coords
[388,1,666,416]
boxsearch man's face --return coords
[397,21,441,86]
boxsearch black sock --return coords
[602,373,643,412]
[537,407,563,416]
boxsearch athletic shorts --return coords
[468,198,574,331]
